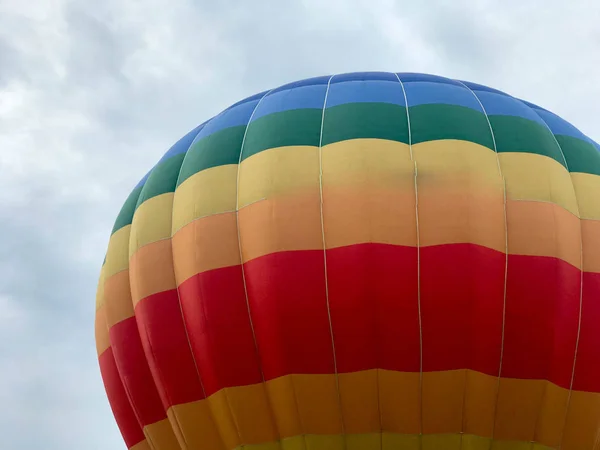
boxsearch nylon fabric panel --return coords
[129,165,220,450]
[493,133,581,448]
[412,138,504,438]
[319,134,418,436]
[103,220,181,449]
[171,164,238,234]
[320,139,416,249]
[571,173,600,220]
[96,310,148,449]
[171,103,282,447]
[238,86,342,444]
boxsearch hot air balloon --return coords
[95,72,600,450]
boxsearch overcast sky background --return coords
[1,0,600,448]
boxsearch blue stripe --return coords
[331,71,398,83]
[397,72,462,86]
[157,123,206,163]
[194,99,260,139]
[459,80,508,96]
[518,99,550,113]
[251,84,327,121]
[270,75,331,94]
[228,90,269,109]
[403,81,482,111]
[134,123,206,189]
[326,80,405,108]
[534,109,592,142]
[474,91,546,126]
[134,167,153,190]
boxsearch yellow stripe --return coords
[168,401,226,450]
[412,140,499,182]
[172,164,238,234]
[130,439,152,450]
[322,139,411,186]
[143,417,182,450]
[129,193,174,258]
[105,225,131,278]
[571,172,600,220]
[239,145,320,208]
[164,370,600,450]
[499,153,579,217]
[562,389,600,450]
[225,433,556,450]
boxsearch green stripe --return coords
[136,153,186,208]
[489,115,565,166]
[322,103,409,146]
[555,135,600,176]
[409,104,494,150]
[177,125,246,186]
[111,185,143,235]
[242,109,322,160]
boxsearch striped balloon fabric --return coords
[95,72,600,450]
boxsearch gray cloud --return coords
[1,0,600,448]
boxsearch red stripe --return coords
[171,244,589,394]
[178,265,263,396]
[109,317,167,426]
[502,255,580,389]
[570,271,600,392]
[327,243,420,373]
[135,289,205,407]
[245,250,336,379]
[98,347,146,448]
[420,244,505,376]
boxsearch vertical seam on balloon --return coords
[234,88,284,449]
[130,194,189,449]
[317,74,347,442]
[98,286,149,449]
[110,188,162,445]
[534,114,583,450]
[170,125,231,450]
[395,72,422,447]
[457,81,508,450]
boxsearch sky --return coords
[1,0,599,448]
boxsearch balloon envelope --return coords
[95,72,600,450]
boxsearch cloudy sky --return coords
[1,0,599,448]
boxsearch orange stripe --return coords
[130,239,176,305]
[322,186,417,249]
[172,212,240,284]
[507,200,581,269]
[95,305,110,355]
[418,181,505,251]
[238,191,322,263]
[164,187,594,294]
[561,390,600,450]
[582,219,600,273]
[104,269,134,326]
